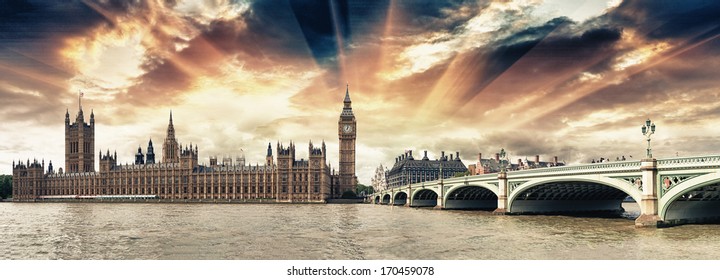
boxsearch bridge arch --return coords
[508,176,641,215]
[660,172,720,223]
[374,195,380,204]
[411,189,438,207]
[444,184,499,210]
[381,193,391,205]
[393,191,408,205]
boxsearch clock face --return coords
[343,124,352,133]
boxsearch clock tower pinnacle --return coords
[338,84,357,197]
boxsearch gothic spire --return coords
[166,110,175,139]
[344,83,351,103]
[341,84,354,117]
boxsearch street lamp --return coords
[642,119,656,158]
[499,148,507,172]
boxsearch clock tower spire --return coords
[338,84,357,197]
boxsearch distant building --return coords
[370,164,388,192]
[386,150,468,187]
[468,153,564,174]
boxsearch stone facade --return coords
[64,102,95,173]
[370,164,388,192]
[13,89,356,202]
[386,150,468,188]
[468,153,564,175]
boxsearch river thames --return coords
[1,202,719,260]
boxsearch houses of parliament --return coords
[12,88,358,202]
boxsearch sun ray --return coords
[0,62,68,91]
[450,5,719,127]
[377,0,396,77]
[498,33,720,131]
[80,0,120,26]
[329,0,348,83]
[1,47,74,79]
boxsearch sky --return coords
[1,0,719,184]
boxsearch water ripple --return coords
[1,202,719,259]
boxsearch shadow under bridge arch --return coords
[445,185,498,210]
[509,180,633,215]
[411,189,438,207]
[381,194,391,205]
[661,175,720,225]
[393,192,408,205]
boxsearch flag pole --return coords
[78,90,84,111]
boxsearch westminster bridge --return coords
[372,156,720,227]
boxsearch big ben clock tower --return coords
[338,84,357,197]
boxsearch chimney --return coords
[478,153,482,162]
[409,150,413,157]
[441,151,445,160]
[495,153,500,161]
[424,151,428,157]
[554,156,558,165]
[535,155,540,164]
[518,159,522,166]
[450,154,454,160]
[456,152,460,161]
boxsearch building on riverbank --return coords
[370,164,389,192]
[467,153,564,174]
[386,150,468,188]
[12,88,358,202]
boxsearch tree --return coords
[0,175,12,199]
[453,171,470,177]
[355,183,374,196]
[341,190,357,199]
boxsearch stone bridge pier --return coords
[636,159,661,227]
[493,171,508,215]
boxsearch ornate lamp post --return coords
[499,148,507,172]
[642,119,656,158]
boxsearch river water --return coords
[1,202,719,260]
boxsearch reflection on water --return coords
[1,202,719,259]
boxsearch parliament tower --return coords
[338,85,357,196]
[65,96,95,173]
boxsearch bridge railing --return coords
[657,155,720,169]
[437,173,497,186]
[507,160,642,178]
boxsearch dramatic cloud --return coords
[2,0,719,184]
